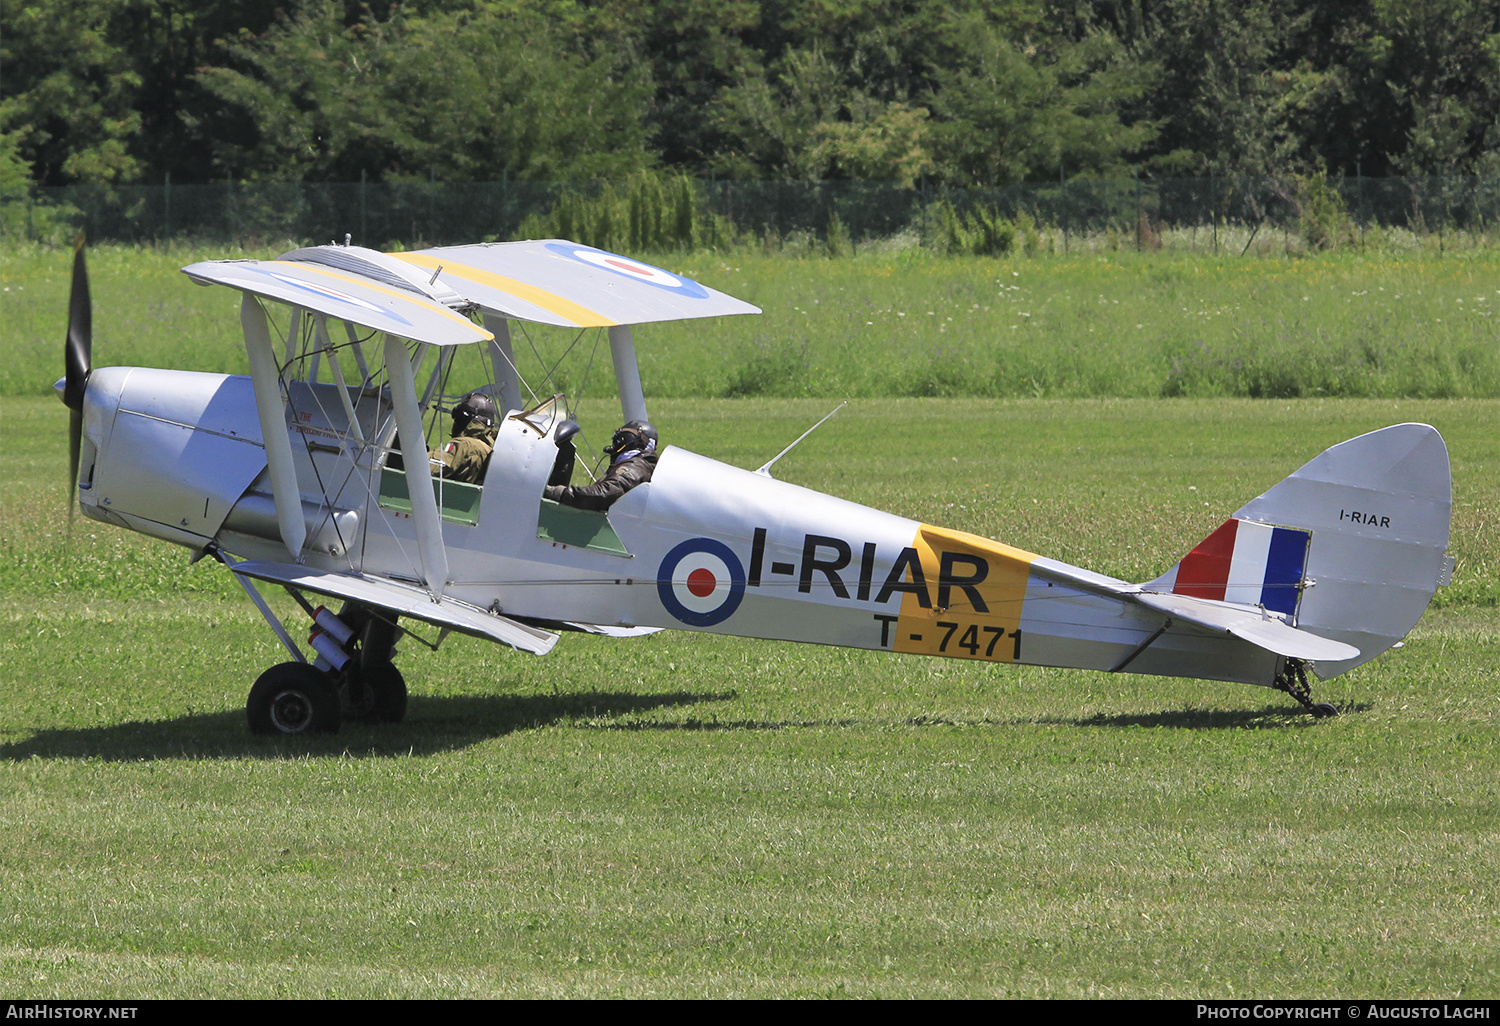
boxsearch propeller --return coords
[63,231,92,504]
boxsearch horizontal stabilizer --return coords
[230,561,558,655]
[1132,591,1360,662]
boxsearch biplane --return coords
[58,238,1454,733]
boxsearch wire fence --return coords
[6,174,1496,249]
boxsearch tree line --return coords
[3,0,1496,192]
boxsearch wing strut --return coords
[281,308,302,386]
[483,314,523,415]
[242,295,307,560]
[1110,618,1173,673]
[316,315,366,445]
[213,548,307,663]
[384,334,449,600]
[609,326,648,423]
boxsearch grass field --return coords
[4,241,1498,401]
[1,392,1496,998]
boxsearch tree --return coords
[1356,0,1500,176]
[710,46,887,180]
[1052,0,1500,178]
[198,0,654,181]
[0,0,285,185]
[582,0,766,172]
[0,0,143,184]
[705,1,1138,185]
[928,13,1157,185]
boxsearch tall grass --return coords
[3,242,1496,402]
[648,248,1500,401]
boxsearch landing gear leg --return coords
[1274,658,1339,718]
[333,604,408,724]
[241,598,411,734]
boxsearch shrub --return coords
[932,197,1017,256]
[1297,167,1357,251]
[516,170,705,252]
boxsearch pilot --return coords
[544,419,658,510]
[428,392,499,484]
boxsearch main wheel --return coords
[1312,702,1339,719]
[247,662,342,735]
[366,663,407,723]
[344,662,407,724]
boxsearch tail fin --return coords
[1145,424,1453,678]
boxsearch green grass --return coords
[653,248,1500,401]
[1,395,1497,997]
[4,242,1498,400]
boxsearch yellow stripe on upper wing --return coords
[392,252,616,328]
[271,261,492,336]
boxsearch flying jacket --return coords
[428,422,498,484]
[544,451,657,510]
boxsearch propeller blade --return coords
[63,231,91,411]
[64,233,92,520]
[69,406,83,498]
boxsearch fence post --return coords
[360,169,367,245]
[1060,160,1068,254]
[1135,169,1141,252]
[1438,177,1445,255]
[164,171,171,241]
[1471,173,1481,247]
[919,173,926,247]
[1210,169,1217,254]
[1356,162,1365,251]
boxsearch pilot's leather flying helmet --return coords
[452,392,498,434]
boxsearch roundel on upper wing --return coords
[544,243,709,299]
[657,538,746,627]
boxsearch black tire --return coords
[247,662,342,735]
[1312,702,1340,719]
[345,662,407,724]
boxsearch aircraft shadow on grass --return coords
[0,688,741,761]
[1034,703,1375,730]
[1,695,1373,763]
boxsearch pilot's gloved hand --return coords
[544,485,566,501]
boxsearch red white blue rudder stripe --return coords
[1168,519,1310,617]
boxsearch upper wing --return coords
[185,239,760,336]
[182,254,491,346]
[392,240,762,327]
